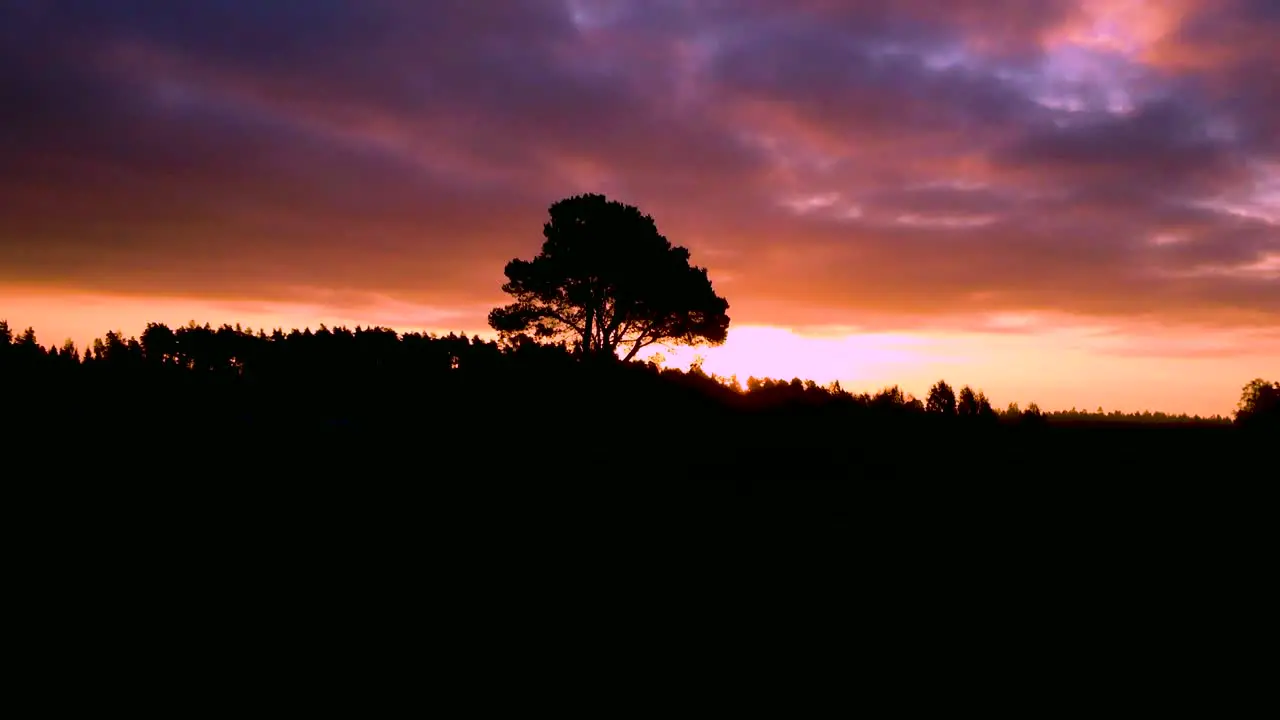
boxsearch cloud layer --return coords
[2,0,1277,330]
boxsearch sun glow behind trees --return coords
[1,287,1275,418]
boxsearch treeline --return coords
[0,319,1250,429]
[4,316,1276,547]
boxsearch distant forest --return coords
[0,318,1266,428]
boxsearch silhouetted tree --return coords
[870,385,922,414]
[59,339,79,364]
[13,327,45,366]
[141,323,177,365]
[488,194,730,361]
[1235,378,1280,429]
[957,385,996,421]
[926,380,957,416]
[1021,402,1047,427]
[93,330,140,366]
[976,390,995,419]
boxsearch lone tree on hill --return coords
[489,194,730,361]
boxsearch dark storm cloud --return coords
[991,98,1249,194]
[0,0,1276,329]
[1150,0,1280,155]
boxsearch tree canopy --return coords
[1236,378,1280,428]
[488,194,730,361]
[926,380,957,416]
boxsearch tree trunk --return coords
[581,308,594,358]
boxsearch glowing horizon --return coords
[2,289,1269,418]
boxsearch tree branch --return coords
[621,333,662,362]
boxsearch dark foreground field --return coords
[15,401,1269,538]
[7,354,1273,633]
[9,398,1273,696]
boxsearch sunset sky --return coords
[2,0,1277,416]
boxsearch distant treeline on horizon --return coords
[3,317,1272,429]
